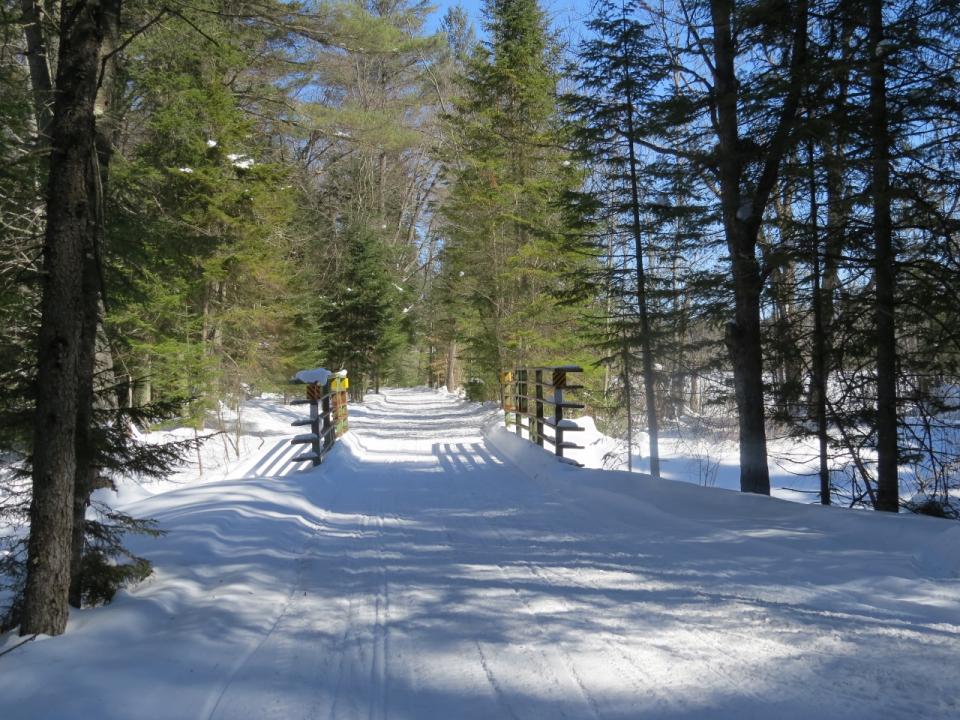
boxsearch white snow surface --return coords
[2,388,959,719]
[292,367,346,386]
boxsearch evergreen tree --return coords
[314,222,398,398]
[440,0,593,390]
[565,0,668,476]
[290,0,444,390]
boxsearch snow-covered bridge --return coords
[2,388,959,719]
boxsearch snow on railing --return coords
[287,369,349,466]
[499,366,585,466]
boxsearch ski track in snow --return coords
[2,388,960,719]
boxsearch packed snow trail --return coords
[2,388,959,719]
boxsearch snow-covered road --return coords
[2,388,959,719]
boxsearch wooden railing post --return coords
[553,368,565,458]
[311,384,323,464]
[515,368,522,437]
[535,369,544,447]
[321,379,333,451]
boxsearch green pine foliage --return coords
[105,0,301,420]
[313,222,401,396]
[287,0,445,395]
[438,0,598,395]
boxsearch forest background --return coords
[2,0,959,636]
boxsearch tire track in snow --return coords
[474,467,776,709]
[447,460,605,720]
[368,512,391,720]
[473,640,523,720]
[451,441,779,713]
[472,448,863,714]
[202,529,321,720]
[324,591,360,720]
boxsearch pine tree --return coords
[565,0,668,477]
[440,0,592,390]
[290,0,445,390]
[314,222,398,399]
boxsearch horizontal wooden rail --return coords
[499,366,584,466]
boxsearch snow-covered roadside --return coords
[1,388,958,719]
[535,411,954,506]
[105,397,312,507]
[486,414,960,580]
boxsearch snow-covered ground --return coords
[563,416,855,504]
[1,388,959,719]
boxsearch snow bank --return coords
[913,524,960,578]
[293,367,333,385]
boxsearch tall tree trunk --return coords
[445,339,457,390]
[69,0,122,607]
[709,0,807,494]
[622,26,660,479]
[711,0,770,495]
[19,0,54,141]
[808,138,831,505]
[21,0,108,637]
[869,0,899,512]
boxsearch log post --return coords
[553,369,565,458]
[322,380,333,452]
[515,369,522,437]
[308,383,322,465]
[535,369,544,447]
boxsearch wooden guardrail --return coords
[499,366,585,465]
[289,372,349,466]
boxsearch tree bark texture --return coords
[710,0,769,495]
[808,139,831,505]
[869,0,899,512]
[445,340,457,390]
[19,0,54,141]
[21,0,108,636]
[70,0,122,608]
[709,0,807,495]
[623,56,660,479]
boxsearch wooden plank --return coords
[542,419,584,431]
[510,394,584,409]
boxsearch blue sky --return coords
[424,0,595,42]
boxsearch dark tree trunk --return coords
[21,0,108,636]
[445,340,457,390]
[869,0,899,512]
[69,0,122,608]
[622,55,660,479]
[808,139,831,505]
[709,0,808,495]
[710,0,769,495]
[722,232,770,494]
[19,0,54,141]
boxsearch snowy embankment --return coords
[562,415,861,504]
[2,388,959,719]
